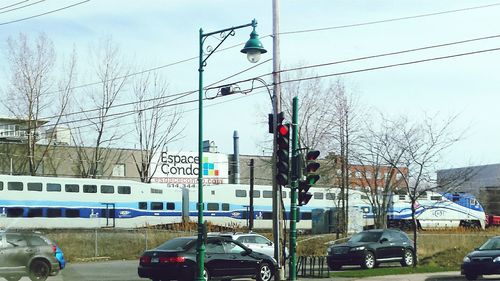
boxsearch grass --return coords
[37,225,500,279]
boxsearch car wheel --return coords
[401,249,414,267]
[465,274,478,281]
[203,268,210,281]
[29,260,50,281]
[361,251,375,269]
[6,276,22,281]
[256,262,273,281]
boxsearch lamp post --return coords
[196,19,266,281]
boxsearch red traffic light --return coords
[277,124,289,136]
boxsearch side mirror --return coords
[380,238,388,244]
[267,241,273,246]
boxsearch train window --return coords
[452,196,460,202]
[166,202,175,210]
[118,186,131,194]
[47,183,61,192]
[151,202,163,210]
[83,185,97,193]
[282,191,286,198]
[470,199,478,205]
[211,190,215,195]
[361,195,369,200]
[65,184,79,193]
[301,212,312,220]
[252,190,260,198]
[262,212,273,220]
[47,208,62,217]
[7,208,23,217]
[313,192,324,200]
[263,191,273,198]
[27,182,42,191]
[0,181,3,190]
[222,203,229,211]
[66,209,80,218]
[399,195,406,200]
[326,193,335,200]
[151,188,163,194]
[101,185,114,194]
[138,202,147,210]
[27,208,43,217]
[207,203,219,211]
[431,196,442,201]
[235,190,247,197]
[7,182,23,191]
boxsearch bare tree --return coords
[3,33,75,175]
[381,113,466,266]
[71,37,129,178]
[132,71,184,183]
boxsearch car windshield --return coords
[478,238,500,250]
[156,237,194,251]
[349,231,383,243]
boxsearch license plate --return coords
[151,257,159,263]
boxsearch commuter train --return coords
[0,174,486,230]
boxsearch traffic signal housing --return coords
[298,150,320,206]
[275,121,290,186]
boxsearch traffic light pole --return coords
[289,97,299,281]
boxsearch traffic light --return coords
[275,116,290,186]
[298,150,320,206]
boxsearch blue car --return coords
[55,245,66,270]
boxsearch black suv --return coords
[326,229,414,270]
[0,231,61,281]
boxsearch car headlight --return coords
[350,246,365,251]
[463,256,471,263]
[493,257,500,263]
[327,247,332,254]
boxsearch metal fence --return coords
[296,256,330,278]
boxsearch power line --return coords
[280,2,500,35]
[0,0,29,11]
[0,0,46,15]
[0,0,90,26]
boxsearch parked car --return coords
[138,235,277,281]
[0,230,62,281]
[461,236,500,280]
[212,232,288,260]
[326,228,414,270]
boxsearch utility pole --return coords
[272,0,284,280]
[289,97,299,281]
[249,159,255,231]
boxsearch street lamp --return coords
[196,19,266,281]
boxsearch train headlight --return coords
[463,256,471,263]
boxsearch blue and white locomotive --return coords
[0,174,486,230]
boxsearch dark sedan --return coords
[138,236,276,281]
[326,228,414,270]
[461,236,500,280]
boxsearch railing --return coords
[296,256,330,278]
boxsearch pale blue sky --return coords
[0,0,499,169]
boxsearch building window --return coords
[355,171,362,178]
[7,182,23,191]
[113,163,125,177]
[365,172,372,179]
[47,183,61,192]
[27,182,42,191]
[83,185,97,193]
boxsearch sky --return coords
[0,0,499,170]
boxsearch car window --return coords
[239,236,256,243]
[254,236,270,245]
[206,240,225,254]
[6,234,27,248]
[157,238,194,250]
[349,231,382,243]
[223,240,245,254]
[27,235,48,246]
[479,238,500,250]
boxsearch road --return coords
[10,260,500,281]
